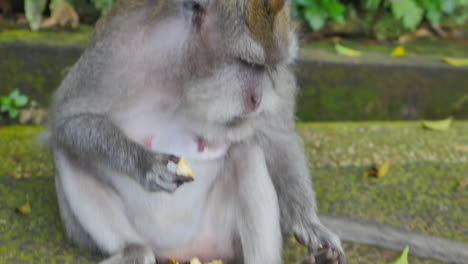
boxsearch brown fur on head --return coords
[246,0,290,62]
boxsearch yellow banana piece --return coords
[176,158,195,178]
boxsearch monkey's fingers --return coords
[142,163,193,193]
[313,246,344,264]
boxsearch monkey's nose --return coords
[244,87,262,113]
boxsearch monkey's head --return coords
[106,0,297,142]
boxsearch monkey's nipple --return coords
[196,137,206,153]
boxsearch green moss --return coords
[298,122,468,242]
[0,126,52,178]
[0,26,93,47]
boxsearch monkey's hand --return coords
[138,153,194,193]
[295,222,346,264]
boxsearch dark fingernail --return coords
[175,176,194,185]
[294,234,305,245]
[169,155,180,163]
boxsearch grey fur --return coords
[48,1,345,263]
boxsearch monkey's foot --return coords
[100,244,156,264]
[294,223,346,264]
[298,246,345,264]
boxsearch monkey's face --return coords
[113,0,296,142]
[178,0,296,140]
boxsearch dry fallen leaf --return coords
[457,178,468,190]
[421,117,453,131]
[389,246,409,264]
[365,159,392,178]
[335,43,362,57]
[442,57,468,67]
[392,46,406,57]
[177,158,195,179]
[0,219,6,225]
[17,200,32,215]
[41,0,79,29]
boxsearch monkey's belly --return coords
[110,157,235,262]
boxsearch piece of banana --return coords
[189,258,202,264]
[176,158,195,178]
[169,258,223,264]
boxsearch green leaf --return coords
[9,108,19,119]
[304,5,329,31]
[421,117,453,131]
[14,95,29,107]
[295,0,312,6]
[325,1,346,23]
[0,103,9,112]
[420,0,442,24]
[0,96,11,107]
[443,57,468,66]
[391,0,424,30]
[9,89,20,99]
[364,0,381,10]
[442,0,455,13]
[389,246,409,264]
[24,0,47,31]
[335,43,362,57]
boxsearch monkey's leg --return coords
[54,149,155,264]
[230,144,282,264]
[258,129,346,264]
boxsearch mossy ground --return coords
[0,123,466,263]
[0,26,92,47]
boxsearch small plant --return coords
[0,89,29,120]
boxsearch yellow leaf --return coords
[190,258,203,264]
[421,117,453,131]
[392,46,406,57]
[443,57,468,66]
[169,259,179,264]
[365,159,391,178]
[177,158,195,178]
[335,43,362,57]
[377,159,391,178]
[207,261,224,264]
[389,246,410,264]
[17,201,32,215]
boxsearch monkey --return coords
[47,0,346,263]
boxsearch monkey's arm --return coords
[50,113,192,192]
[257,126,345,262]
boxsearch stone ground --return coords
[0,122,466,264]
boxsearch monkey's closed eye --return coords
[183,0,204,14]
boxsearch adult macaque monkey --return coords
[47,0,346,263]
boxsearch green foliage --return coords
[294,0,346,31]
[24,0,47,31]
[391,0,423,31]
[293,0,468,39]
[89,0,113,15]
[0,89,29,119]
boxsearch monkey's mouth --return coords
[225,116,246,127]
